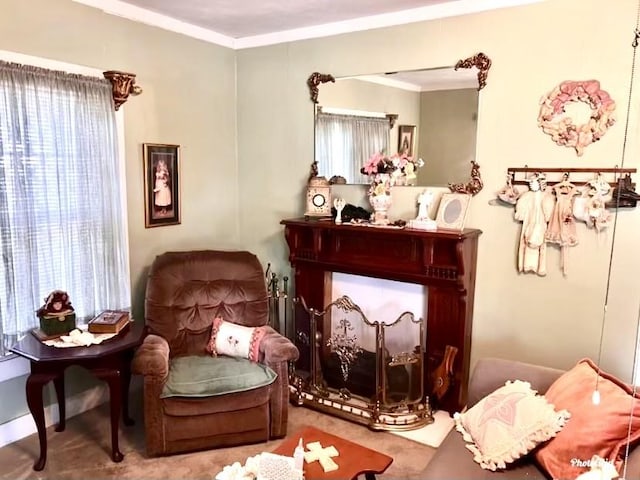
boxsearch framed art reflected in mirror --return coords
[436,193,471,231]
[143,143,181,228]
[398,125,416,156]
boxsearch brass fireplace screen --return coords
[289,295,432,431]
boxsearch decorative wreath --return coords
[538,80,616,156]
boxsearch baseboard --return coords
[0,378,142,449]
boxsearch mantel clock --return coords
[305,176,332,218]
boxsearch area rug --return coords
[389,410,454,448]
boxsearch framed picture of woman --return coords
[397,125,416,156]
[143,143,180,228]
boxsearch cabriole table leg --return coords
[94,369,124,462]
[26,372,54,471]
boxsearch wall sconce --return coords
[103,70,142,111]
[386,113,399,129]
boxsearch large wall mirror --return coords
[310,53,490,193]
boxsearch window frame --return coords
[0,50,129,377]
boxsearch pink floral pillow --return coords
[454,380,570,471]
[206,317,266,362]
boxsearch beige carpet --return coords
[0,395,435,480]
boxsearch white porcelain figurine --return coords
[334,197,346,224]
[409,190,437,230]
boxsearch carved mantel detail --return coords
[455,52,492,91]
[307,72,335,104]
[103,70,143,111]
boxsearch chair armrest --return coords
[131,334,170,380]
[467,357,564,408]
[259,327,299,364]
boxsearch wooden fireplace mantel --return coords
[281,217,482,413]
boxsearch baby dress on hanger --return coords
[497,173,521,206]
[515,173,555,276]
[573,174,613,231]
[545,178,579,274]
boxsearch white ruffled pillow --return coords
[206,317,266,362]
[454,380,570,471]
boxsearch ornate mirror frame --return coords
[307,53,492,195]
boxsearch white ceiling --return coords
[72,0,543,49]
[119,0,456,38]
[341,67,477,93]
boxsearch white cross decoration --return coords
[303,441,339,472]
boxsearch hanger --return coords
[586,172,612,199]
[554,172,576,194]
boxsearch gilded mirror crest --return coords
[454,52,492,91]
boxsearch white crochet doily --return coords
[43,327,118,348]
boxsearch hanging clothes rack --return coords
[507,166,636,187]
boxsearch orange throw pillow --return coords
[534,358,640,480]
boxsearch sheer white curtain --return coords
[0,61,130,354]
[315,112,389,183]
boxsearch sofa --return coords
[421,357,640,479]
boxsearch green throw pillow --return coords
[160,355,278,398]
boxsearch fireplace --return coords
[281,218,481,414]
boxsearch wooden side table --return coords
[272,426,393,480]
[10,321,145,471]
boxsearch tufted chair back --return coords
[144,250,268,358]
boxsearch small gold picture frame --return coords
[143,143,180,228]
[436,193,471,231]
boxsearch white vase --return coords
[369,193,392,225]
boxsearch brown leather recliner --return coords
[132,250,299,456]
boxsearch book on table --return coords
[88,310,130,334]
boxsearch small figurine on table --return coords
[36,290,76,337]
[333,198,346,224]
[37,290,74,317]
[408,190,437,230]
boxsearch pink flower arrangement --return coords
[361,151,397,176]
[361,151,423,177]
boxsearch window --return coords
[0,55,130,356]
[315,111,389,183]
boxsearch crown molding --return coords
[71,0,236,48]
[72,0,544,50]
[235,0,544,49]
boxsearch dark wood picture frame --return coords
[398,124,416,156]
[143,143,180,228]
